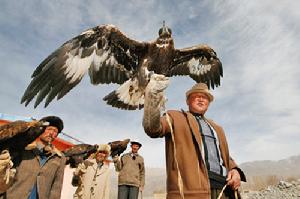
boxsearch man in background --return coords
[113,140,145,199]
[73,144,111,199]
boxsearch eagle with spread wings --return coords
[21,22,222,110]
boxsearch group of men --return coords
[0,116,145,199]
[0,80,246,199]
[72,140,144,199]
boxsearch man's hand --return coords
[139,186,144,192]
[226,169,241,190]
[112,155,119,163]
[74,163,87,176]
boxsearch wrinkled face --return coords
[39,126,59,144]
[131,144,140,153]
[95,151,108,163]
[187,93,210,115]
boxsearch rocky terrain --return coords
[242,179,300,199]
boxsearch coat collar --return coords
[25,141,63,157]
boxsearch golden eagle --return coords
[108,138,130,157]
[64,139,130,168]
[63,144,98,168]
[0,120,48,156]
[21,22,222,110]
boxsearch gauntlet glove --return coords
[143,74,169,133]
[0,150,16,193]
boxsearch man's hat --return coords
[131,140,142,147]
[97,144,111,156]
[40,116,64,133]
[185,83,214,102]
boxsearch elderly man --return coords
[113,140,145,199]
[0,116,66,199]
[73,144,111,199]
[143,75,246,199]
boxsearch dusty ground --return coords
[241,179,300,199]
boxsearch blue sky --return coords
[0,0,299,168]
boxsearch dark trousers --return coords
[211,188,240,199]
[211,188,229,199]
[118,185,139,199]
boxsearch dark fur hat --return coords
[40,116,64,133]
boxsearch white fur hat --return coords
[97,144,111,156]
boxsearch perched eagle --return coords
[21,22,222,110]
[0,120,48,157]
[63,144,98,168]
[108,138,130,157]
[64,139,130,168]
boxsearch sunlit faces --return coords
[39,126,59,144]
[131,144,140,154]
[95,150,109,162]
[187,93,210,115]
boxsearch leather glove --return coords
[145,74,169,110]
[74,162,87,176]
[0,150,12,170]
[143,74,169,133]
[146,74,170,94]
[0,150,16,191]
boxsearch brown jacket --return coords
[0,147,66,199]
[145,110,238,199]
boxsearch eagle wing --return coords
[108,138,130,157]
[21,24,148,108]
[169,44,223,89]
[63,144,98,168]
[0,120,48,152]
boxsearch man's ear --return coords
[186,97,190,106]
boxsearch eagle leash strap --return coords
[217,184,238,199]
[166,113,185,199]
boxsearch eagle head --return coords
[158,21,172,38]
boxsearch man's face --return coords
[187,92,210,115]
[39,126,59,144]
[95,151,108,163]
[131,144,140,153]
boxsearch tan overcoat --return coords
[73,159,111,199]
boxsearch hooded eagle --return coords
[21,22,222,110]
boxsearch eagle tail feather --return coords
[103,78,144,110]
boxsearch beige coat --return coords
[145,110,239,199]
[73,159,111,199]
[114,153,145,188]
[0,147,66,199]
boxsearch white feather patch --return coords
[116,78,144,106]
[188,58,211,76]
[65,51,91,83]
